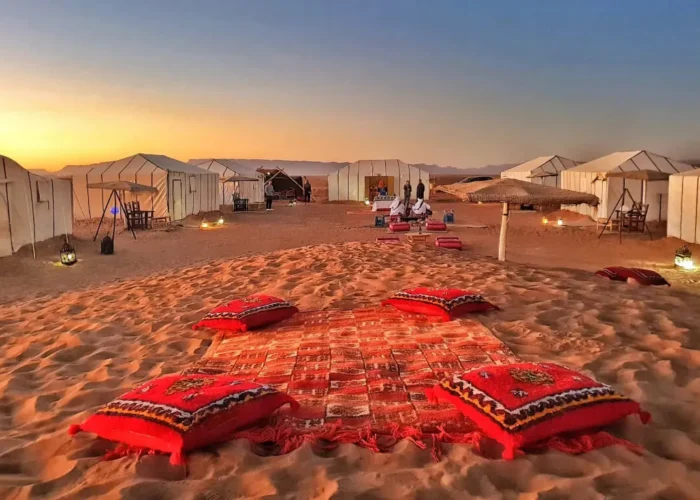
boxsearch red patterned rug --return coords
[184,307,519,456]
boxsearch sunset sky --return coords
[1,1,699,171]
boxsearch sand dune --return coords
[2,241,700,498]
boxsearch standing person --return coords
[265,181,275,211]
[303,177,312,203]
[416,178,425,200]
[403,180,412,212]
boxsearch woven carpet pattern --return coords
[184,307,518,434]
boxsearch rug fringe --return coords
[534,430,646,456]
[232,421,483,462]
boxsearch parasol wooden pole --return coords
[498,202,509,262]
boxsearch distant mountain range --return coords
[412,163,518,175]
[31,160,519,178]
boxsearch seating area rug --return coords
[184,307,519,457]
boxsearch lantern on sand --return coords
[60,241,77,266]
[675,245,694,270]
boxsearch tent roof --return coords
[503,156,555,173]
[61,154,212,176]
[87,180,158,193]
[569,151,642,173]
[503,155,579,175]
[436,178,598,205]
[569,150,694,174]
[1,155,54,181]
[206,159,346,177]
[188,159,260,178]
[675,169,700,177]
[140,154,209,175]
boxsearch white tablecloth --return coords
[372,200,393,212]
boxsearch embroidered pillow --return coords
[596,267,670,286]
[427,362,650,459]
[192,295,298,332]
[69,374,299,465]
[382,287,496,321]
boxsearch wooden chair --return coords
[627,203,649,233]
[124,201,147,230]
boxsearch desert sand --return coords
[2,202,700,498]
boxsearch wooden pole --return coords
[498,202,509,262]
[23,189,36,260]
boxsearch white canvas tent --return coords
[188,159,264,205]
[57,154,219,222]
[501,155,579,188]
[328,160,429,201]
[561,151,695,222]
[668,169,700,244]
[1,155,72,257]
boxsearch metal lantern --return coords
[60,242,77,266]
[675,245,694,270]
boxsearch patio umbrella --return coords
[87,180,158,193]
[604,170,670,182]
[436,178,598,261]
[221,175,260,183]
[88,181,158,242]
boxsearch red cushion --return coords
[595,266,627,281]
[596,267,670,286]
[435,239,462,250]
[427,362,650,459]
[193,295,298,332]
[382,287,495,321]
[426,221,447,231]
[389,222,410,232]
[377,236,401,244]
[436,235,460,241]
[68,374,299,465]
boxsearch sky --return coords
[1,0,699,171]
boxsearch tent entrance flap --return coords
[172,179,184,220]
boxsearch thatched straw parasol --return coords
[436,178,598,261]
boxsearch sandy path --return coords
[2,202,700,305]
[1,242,700,498]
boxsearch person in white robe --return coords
[389,196,405,217]
[410,199,432,218]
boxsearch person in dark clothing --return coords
[416,179,425,200]
[303,178,312,203]
[403,180,412,213]
[264,181,275,210]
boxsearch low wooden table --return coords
[405,233,430,251]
